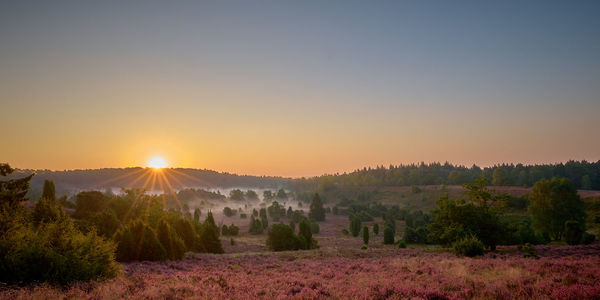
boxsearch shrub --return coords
[90,209,120,238]
[341,228,349,235]
[452,235,484,257]
[564,220,584,245]
[114,219,167,262]
[249,216,264,234]
[383,225,394,244]
[239,213,247,219]
[308,193,325,221]
[362,226,369,245]
[373,223,379,236]
[173,218,198,250]
[361,244,368,250]
[223,207,236,217]
[157,219,186,260]
[230,238,235,245]
[398,239,407,248]
[0,218,121,286]
[266,223,302,251]
[197,212,224,253]
[32,197,64,226]
[310,221,320,234]
[298,219,317,250]
[581,232,596,245]
[349,215,361,237]
[520,243,538,258]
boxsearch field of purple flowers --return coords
[2,245,599,299]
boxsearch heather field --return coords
[2,245,599,300]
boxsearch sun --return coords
[147,156,168,169]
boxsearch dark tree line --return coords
[292,160,600,191]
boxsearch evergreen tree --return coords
[349,215,361,237]
[157,218,186,260]
[373,223,379,236]
[298,218,312,249]
[383,225,394,244]
[309,193,326,221]
[362,226,369,245]
[198,212,224,253]
[41,179,56,202]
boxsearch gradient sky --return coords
[1,1,599,177]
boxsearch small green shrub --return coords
[520,243,538,258]
[398,240,407,248]
[114,219,167,262]
[564,220,583,245]
[361,244,368,250]
[341,228,349,235]
[383,226,394,245]
[452,235,484,257]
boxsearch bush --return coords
[361,244,368,250]
[266,224,302,251]
[0,218,121,286]
[383,226,394,244]
[564,220,584,245]
[197,212,224,253]
[452,235,484,257]
[349,215,361,237]
[157,219,186,260]
[520,243,538,258]
[398,240,407,248]
[581,232,596,245]
[239,213,247,219]
[114,219,167,262]
[373,223,379,236]
[362,226,369,245]
[90,209,120,238]
[310,221,320,234]
[223,207,236,217]
[249,216,264,234]
[341,228,349,235]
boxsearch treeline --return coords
[6,167,290,199]
[293,160,600,191]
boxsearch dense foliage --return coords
[292,160,600,192]
[0,164,120,285]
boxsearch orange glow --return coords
[147,156,168,169]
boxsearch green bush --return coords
[341,228,349,235]
[114,219,167,262]
[310,221,320,234]
[157,219,186,260]
[581,232,596,245]
[0,218,121,285]
[564,220,584,245]
[197,212,224,254]
[452,235,484,257]
[361,244,368,250]
[362,226,369,245]
[383,225,394,244]
[266,223,302,251]
[249,216,264,234]
[520,243,538,258]
[373,223,379,236]
[90,209,120,238]
[398,239,407,248]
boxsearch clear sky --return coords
[1,1,599,177]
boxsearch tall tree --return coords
[529,177,585,240]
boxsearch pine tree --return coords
[373,223,379,235]
[363,226,369,245]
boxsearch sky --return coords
[1,1,599,177]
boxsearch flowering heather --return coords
[2,245,599,299]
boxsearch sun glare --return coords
[147,156,168,169]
